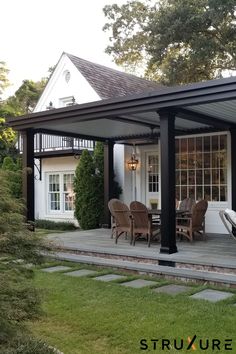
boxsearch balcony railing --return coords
[17,133,95,154]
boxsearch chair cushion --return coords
[224,209,236,228]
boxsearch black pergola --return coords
[8,76,236,255]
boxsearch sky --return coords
[1,0,127,98]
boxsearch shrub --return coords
[35,219,77,231]
[1,156,22,198]
[74,143,122,229]
[74,150,100,229]
[0,170,55,354]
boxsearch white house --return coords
[32,52,231,233]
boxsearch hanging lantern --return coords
[127,153,139,171]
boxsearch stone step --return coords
[57,245,236,274]
[50,251,236,287]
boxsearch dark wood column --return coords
[230,129,236,212]
[103,141,114,227]
[22,129,35,222]
[159,110,178,254]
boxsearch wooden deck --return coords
[48,229,236,275]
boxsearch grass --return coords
[30,262,236,354]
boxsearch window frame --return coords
[47,172,75,214]
[175,132,230,203]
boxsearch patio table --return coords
[148,209,189,226]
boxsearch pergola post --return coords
[103,141,114,227]
[230,129,236,212]
[159,110,178,254]
[22,129,35,222]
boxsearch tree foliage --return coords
[2,156,22,198]
[7,79,47,114]
[0,117,18,165]
[0,62,48,166]
[103,0,236,85]
[74,143,122,229]
[74,149,101,229]
[0,170,54,354]
[0,61,10,97]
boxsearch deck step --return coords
[56,245,236,275]
[51,251,236,287]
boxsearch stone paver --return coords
[42,265,72,273]
[94,274,127,282]
[190,289,234,303]
[153,284,193,295]
[121,279,157,288]
[65,269,98,277]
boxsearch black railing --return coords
[17,133,95,154]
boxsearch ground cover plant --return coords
[31,261,236,354]
[35,219,77,231]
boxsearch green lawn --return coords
[30,262,236,354]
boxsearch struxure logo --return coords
[140,335,233,351]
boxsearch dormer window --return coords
[59,96,76,107]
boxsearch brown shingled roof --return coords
[66,53,163,99]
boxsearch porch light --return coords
[127,153,139,171]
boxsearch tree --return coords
[0,61,9,97]
[0,170,55,354]
[0,62,48,164]
[74,143,122,229]
[0,117,18,165]
[103,0,236,85]
[2,156,22,198]
[74,150,101,229]
[7,79,47,114]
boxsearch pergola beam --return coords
[177,108,233,129]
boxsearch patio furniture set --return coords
[108,198,208,247]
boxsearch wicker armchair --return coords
[179,197,196,213]
[130,201,160,247]
[176,200,208,242]
[111,200,133,244]
[108,198,120,239]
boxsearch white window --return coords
[49,174,60,211]
[59,96,75,107]
[47,173,75,213]
[148,155,159,192]
[63,174,75,211]
[175,134,228,202]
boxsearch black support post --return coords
[104,141,114,227]
[159,110,178,254]
[230,129,236,212]
[22,129,35,222]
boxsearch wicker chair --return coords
[108,198,120,239]
[111,200,133,244]
[176,200,208,242]
[179,197,196,213]
[130,201,160,247]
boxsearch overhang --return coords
[7,75,236,142]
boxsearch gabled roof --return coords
[66,53,163,99]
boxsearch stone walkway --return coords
[41,265,236,304]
